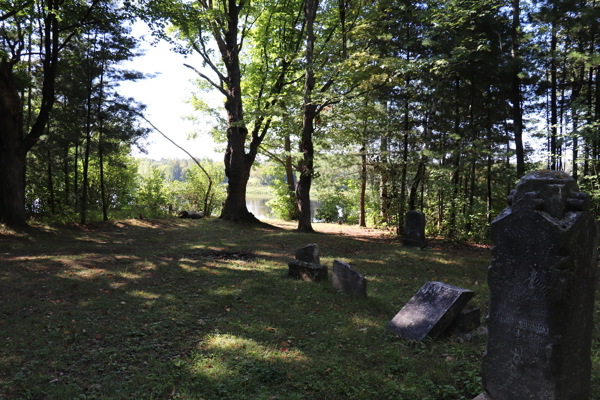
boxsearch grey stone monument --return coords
[288,244,328,282]
[295,244,320,264]
[332,260,367,298]
[387,281,473,341]
[403,210,427,248]
[479,170,598,400]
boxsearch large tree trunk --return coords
[218,1,258,223]
[0,4,63,226]
[296,0,317,233]
[0,61,27,225]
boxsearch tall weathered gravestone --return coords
[387,281,473,341]
[403,210,427,248]
[480,170,598,400]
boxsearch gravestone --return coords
[295,244,320,264]
[387,281,473,341]
[479,170,598,400]
[446,304,480,335]
[403,210,427,248]
[332,260,367,298]
[288,244,327,282]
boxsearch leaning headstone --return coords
[295,244,320,264]
[403,210,427,248]
[387,281,473,341]
[479,170,598,400]
[288,260,328,282]
[332,260,367,298]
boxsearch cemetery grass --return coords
[0,219,598,400]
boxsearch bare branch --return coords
[184,63,228,97]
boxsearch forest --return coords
[1,0,599,241]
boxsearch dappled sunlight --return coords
[350,315,383,330]
[202,333,309,366]
[178,264,199,272]
[127,290,160,300]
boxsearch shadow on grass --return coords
[0,218,506,399]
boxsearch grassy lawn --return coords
[0,218,598,400]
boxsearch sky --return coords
[118,22,223,161]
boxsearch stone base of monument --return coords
[402,238,427,249]
[288,260,328,282]
[445,305,480,334]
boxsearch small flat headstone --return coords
[332,260,367,298]
[403,210,427,248]
[446,305,481,334]
[387,281,473,341]
[288,260,328,282]
[295,244,320,264]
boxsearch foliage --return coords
[164,162,227,217]
[266,178,298,221]
[135,167,168,216]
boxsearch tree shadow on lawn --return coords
[0,219,499,399]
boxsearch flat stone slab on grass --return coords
[332,260,367,298]
[387,281,473,341]
[288,260,328,282]
[295,244,320,264]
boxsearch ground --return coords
[0,218,597,400]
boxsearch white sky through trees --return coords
[119,22,222,161]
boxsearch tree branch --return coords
[184,63,228,96]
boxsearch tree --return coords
[0,0,103,225]
[143,0,305,222]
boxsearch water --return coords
[246,197,321,221]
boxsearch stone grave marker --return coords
[288,244,327,282]
[387,281,473,341]
[479,170,598,400]
[295,244,320,264]
[445,304,480,335]
[332,260,367,298]
[403,210,427,248]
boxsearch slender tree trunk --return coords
[296,0,318,233]
[284,134,298,219]
[360,139,367,227]
[74,142,79,213]
[379,131,389,223]
[409,100,437,210]
[47,146,55,215]
[99,130,108,221]
[449,79,461,238]
[64,144,69,207]
[512,0,525,177]
[399,81,410,224]
[550,21,558,170]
